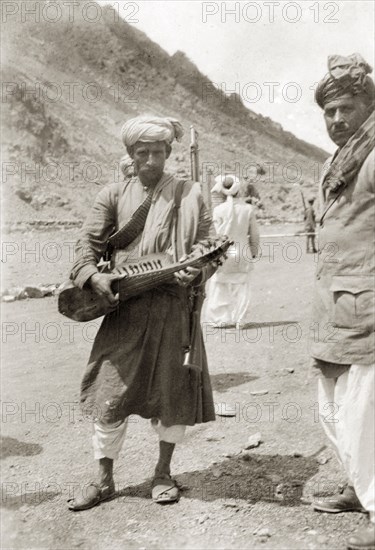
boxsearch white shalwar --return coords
[318,364,375,522]
[93,419,186,460]
[203,198,259,326]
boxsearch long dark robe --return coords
[81,286,215,426]
[71,173,216,427]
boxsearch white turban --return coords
[211,174,241,196]
[119,154,134,177]
[121,115,184,147]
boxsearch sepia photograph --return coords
[1,1,374,548]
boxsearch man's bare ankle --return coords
[98,457,114,486]
[154,465,171,478]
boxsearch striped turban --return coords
[315,53,375,109]
[121,115,184,147]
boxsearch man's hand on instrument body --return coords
[90,273,120,306]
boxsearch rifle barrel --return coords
[190,125,200,182]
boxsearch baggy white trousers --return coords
[318,364,375,522]
[92,418,186,460]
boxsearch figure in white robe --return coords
[203,175,260,327]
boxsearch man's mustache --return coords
[332,123,349,132]
[140,166,161,173]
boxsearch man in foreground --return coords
[310,54,375,550]
[67,115,217,510]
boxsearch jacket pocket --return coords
[330,276,375,331]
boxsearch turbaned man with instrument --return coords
[67,115,218,510]
[310,54,375,550]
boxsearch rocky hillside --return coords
[1,0,328,226]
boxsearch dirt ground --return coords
[1,225,369,550]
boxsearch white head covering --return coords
[211,174,241,196]
[119,154,134,177]
[121,115,184,147]
[211,175,242,228]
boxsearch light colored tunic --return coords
[203,198,259,325]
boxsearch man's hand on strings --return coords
[174,254,201,287]
[174,254,223,287]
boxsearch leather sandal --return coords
[152,474,180,504]
[347,525,375,550]
[313,485,365,513]
[67,482,116,511]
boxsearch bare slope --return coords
[1,0,328,224]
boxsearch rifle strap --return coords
[108,186,154,249]
[104,179,185,263]
[172,179,186,263]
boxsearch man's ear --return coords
[165,144,172,159]
[126,145,134,159]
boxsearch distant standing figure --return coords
[242,178,263,208]
[304,197,317,253]
[203,175,260,328]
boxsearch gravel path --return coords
[1,227,367,549]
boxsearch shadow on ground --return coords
[0,489,61,510]
[119,452,319,506]
[210,372,258,392]
[0,436,43,460]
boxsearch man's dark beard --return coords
[138,168,163,187]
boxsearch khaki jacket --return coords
[310,149,375,365]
